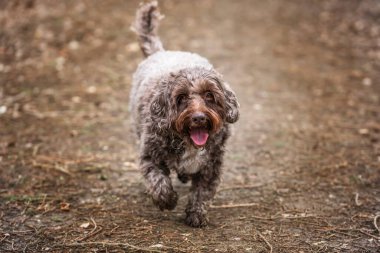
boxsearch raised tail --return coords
[132,1,164,57]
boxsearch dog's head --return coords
[150,68,239,148]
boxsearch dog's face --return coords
[173,77,225,147]
[150,68,239,148]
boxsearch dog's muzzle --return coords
[189,112,210,147]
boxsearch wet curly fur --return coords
[130,1,239,227]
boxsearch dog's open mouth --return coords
[189,127,209,147]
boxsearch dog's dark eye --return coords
[176,94,187,106]
[204,92,215,102]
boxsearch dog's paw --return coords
[185,211,209,228]
[152,188,178,211]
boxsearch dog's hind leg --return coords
[141,160,178,211]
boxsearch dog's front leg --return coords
[185,164,221,227]
[141,159,178,211]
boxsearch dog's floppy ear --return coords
[149,88,172,133]
[222,82,240,123]
[150,92,166,117]
[150,88,168,118]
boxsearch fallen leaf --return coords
[80,222,90,228]
[60,202,70,211]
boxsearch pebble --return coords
[362,77,372,86]
[55,56,65,71]
[0,105,7,115]
[126,42,140,53]
[86,86,97,94]
[68,40,80,50]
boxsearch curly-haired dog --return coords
[130,1,239,227]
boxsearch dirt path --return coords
[1,1,379,252]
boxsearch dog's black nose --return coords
[192,112,207,125]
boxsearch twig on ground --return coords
[354,192,361,206]
[23,238,40,253]
[358,229,380,240]
[253,214,317,220]
[278,214,317,219]
[323,227,380,240]
[35,155,96,165]
[76,217,102,242]
[37,194,47,211]
[179,184,263,201]
[325,230,360,239]
[210,203,258,209]
[31,155,100,175]
[81,227,103,241]
[239,213,320,222]
[42,206,56,215]
[249,215,274,220]
[374,214,380,235]
[109,225,120,234]
[11,230,34,234]
[257,231,273,253]
[217,184,263,193]
[41,194,47,206]
[90,217,97,232]
[32,144,40,156]
[24,224,38,234]
[0,233,10,243]
[59,241,183,253]
[32,161,72,176]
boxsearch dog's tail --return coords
[132,1,164,57]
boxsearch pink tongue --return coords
[190,128,209,146]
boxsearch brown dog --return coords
[129,1,239,227]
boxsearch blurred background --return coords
[0,0,379,252]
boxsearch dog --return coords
[129,1,239,227]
